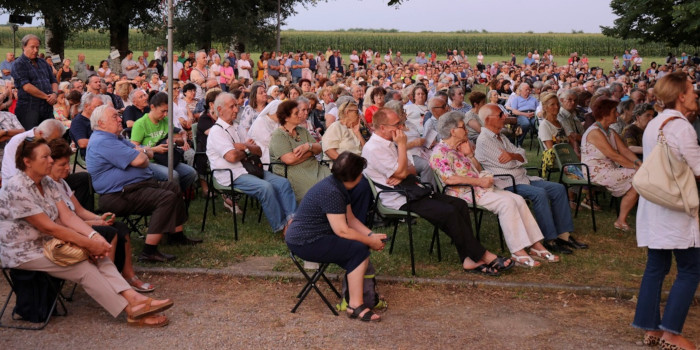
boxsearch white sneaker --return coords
[303,261,320,270]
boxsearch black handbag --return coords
[212,124,265,179]
[376,174,433,202]
[241,154,264,179]
[151,137,184,167]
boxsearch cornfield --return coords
[1,27,697,57]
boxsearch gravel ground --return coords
[3,273,697,349]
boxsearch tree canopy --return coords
[601,0,700,47]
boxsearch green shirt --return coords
[131,113,170,147]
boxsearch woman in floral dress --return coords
[581,97,640,231]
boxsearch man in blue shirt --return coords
[87,104,201,263]
[0,52,14,80]
[11,34,58,130]
[69,93,102,158]
[290,53,303,83]
[509,83,539,147]
[523,52,535,66]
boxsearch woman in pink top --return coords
[219,60,234,92]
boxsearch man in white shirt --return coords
[349,50,360,69]
[166,54,183,80]
[206,93,296,233]
[237,53,251,82]
[121,51,139,80]
[2,119,65,184]
[362,107,513,275]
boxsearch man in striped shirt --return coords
[475,103,588,255]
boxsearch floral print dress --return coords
[581,123,636,197]
[430,141,486,204]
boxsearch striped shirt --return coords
[475,127,540,189]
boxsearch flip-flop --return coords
[614,222,633,232]
[464,264,500,276]
[127,315,169,328]
[127,276,155,293]
[488,256,515,272]
[126,298,173,320]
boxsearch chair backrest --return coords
[552,143,580,170]
[191,122,198,147]
[365,177,393,213]
[432,169,445,193]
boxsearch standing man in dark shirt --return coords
[11,34,58,130]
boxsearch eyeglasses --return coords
[433,104,447,110]
[489,111,505,119]
[383,120,406,128]
[18,136,36,158]
[454,124,467,130]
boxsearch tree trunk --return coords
[196,2,212,51]
[110,19,130,59]
[42,14,65,59]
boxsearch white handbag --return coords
[632,116,699,216]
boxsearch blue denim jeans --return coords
[516,115,536,147]
[233,171,297,232]
[148,162,198,192]
[632,248,700,334]
[505,180,574,240]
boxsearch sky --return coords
[284,0,618,33]
[1,0,617,33]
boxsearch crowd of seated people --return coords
[3,41,700,328]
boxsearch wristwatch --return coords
[244,149,252,157]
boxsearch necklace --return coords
[283,126,301,142]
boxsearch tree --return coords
[170,0,302,52]
[601,0,700,47]
[0,0,83,58]
[74,0,162,57]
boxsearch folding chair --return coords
[366,178,440,276]
[289,252,340,316]
[0,269,69,330]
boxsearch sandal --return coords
[125,298,174,320]
[511,254,540,268]
[127,314,169,328]
[529,248,560,263]
[488,256,514,272]
[614,222,633,232]
[347,304,381,322]
[580,198,602,211]
[127,276,155,293]
[464,264,500,276]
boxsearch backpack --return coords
[10,270,62,323]
[336,261,387,311]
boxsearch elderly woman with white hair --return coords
[430,111,558,267]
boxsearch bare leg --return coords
[346,257,380,321]
[616,187,639,227]
[144,233,163,245]
[108,236,118,262]
[121,235,135,280]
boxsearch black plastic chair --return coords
[289,252,340,316]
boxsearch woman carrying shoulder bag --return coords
[632,71,700,350]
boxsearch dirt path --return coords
[1,273,698,349]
